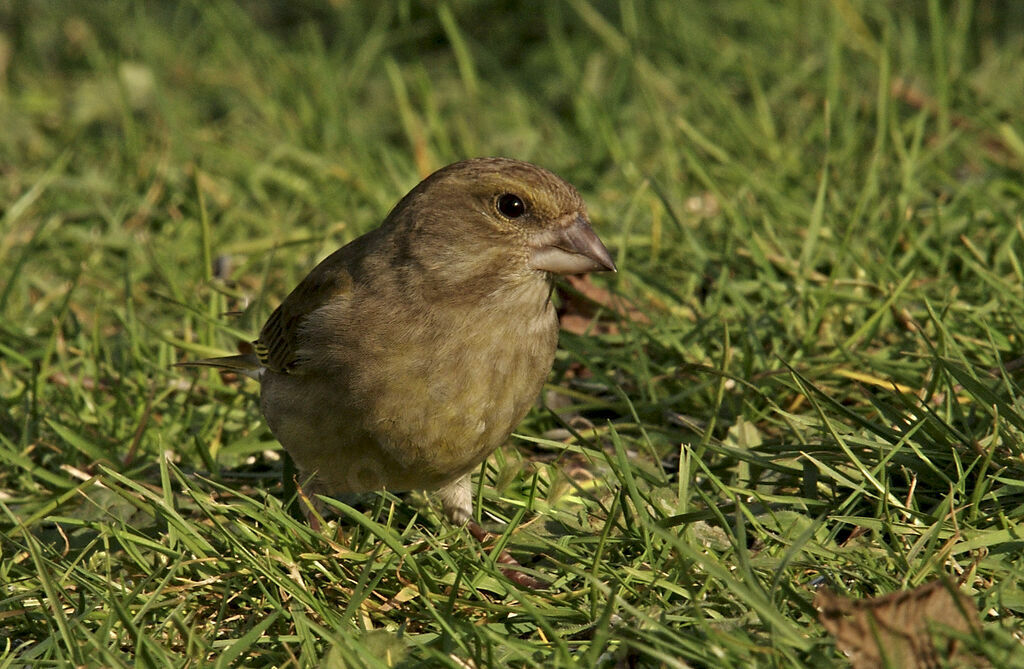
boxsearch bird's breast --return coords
[269,275,561,494]
[370,284,559,484]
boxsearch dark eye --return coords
[496,193,526,218]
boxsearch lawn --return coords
[2,1,1024,666]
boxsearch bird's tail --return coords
[175,353,263,379]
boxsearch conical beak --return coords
[528,215,617,275]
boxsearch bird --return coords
[182,157,616,526]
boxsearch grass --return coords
[2,0,1024,666]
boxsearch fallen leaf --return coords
[558,275,648,335]
[815,578,983,669]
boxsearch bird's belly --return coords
[362,314,558,487]
[261,309,558,494]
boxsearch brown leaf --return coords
[815,578,983,669]
[558,275,648,335]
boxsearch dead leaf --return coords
[558,275,648,335]
[815,578,984,669]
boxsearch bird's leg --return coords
[464,521,547,590]
[439,474,546,589]
[438,474,473,525]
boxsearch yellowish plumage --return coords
[184,158,615,523]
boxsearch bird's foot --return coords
[465,520,547,590]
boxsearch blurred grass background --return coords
[2,1,1024,666]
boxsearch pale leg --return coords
[438,474,473,524]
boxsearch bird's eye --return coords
[496,193,526,219]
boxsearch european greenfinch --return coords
[185,158,616,524]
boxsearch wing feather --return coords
[257,250,357,373]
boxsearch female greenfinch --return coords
[187,158,615,524]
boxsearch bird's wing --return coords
[256,250,357,374]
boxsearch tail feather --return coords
[176,353,263,379]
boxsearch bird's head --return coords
[385,158,616,296]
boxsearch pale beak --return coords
[529,215,617,275]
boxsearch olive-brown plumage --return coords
[188,158,615,523]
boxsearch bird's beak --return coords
[528,215,617,275]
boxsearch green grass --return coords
[2,1,1024,666]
